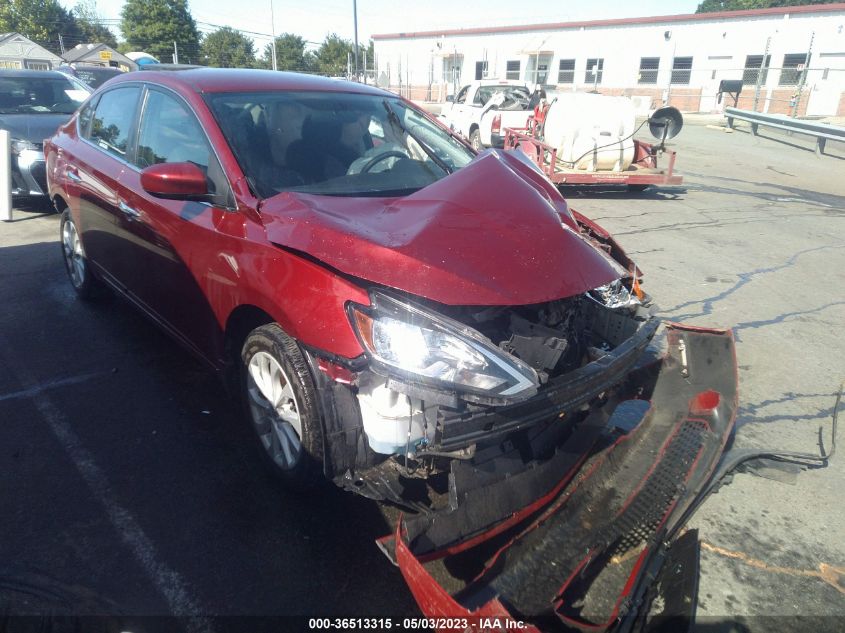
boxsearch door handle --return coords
[66,169,81,182]
[118,200,141,220]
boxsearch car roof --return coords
[0,69,74,80]
[110,67,391,96]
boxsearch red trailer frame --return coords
[503,122,683,187]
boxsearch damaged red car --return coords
[46,69,737,632]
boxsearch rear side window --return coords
[90,86,141,159]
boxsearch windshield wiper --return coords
[382,100,453,175]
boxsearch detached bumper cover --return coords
[381,323,737,632]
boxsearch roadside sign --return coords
[99,50,112,61]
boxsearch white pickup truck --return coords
[439,80,534,150]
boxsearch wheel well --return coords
[469,124,479,134]
[52,195,68,214]
[224,305,275,363]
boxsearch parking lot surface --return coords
[1,119,843,631]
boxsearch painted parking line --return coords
[0,340,215,633]
[0,370,105,403]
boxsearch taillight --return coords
[491,114,501,135]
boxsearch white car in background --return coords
[439,79,533,149]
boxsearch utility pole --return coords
[791,31,814,118]
[173,41,179,64]
[353,0,359,81]
[753,36,771,113]
[58,34,65,55]
[270,0,278,70]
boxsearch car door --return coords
[112,86,235,362]
[448,85,472,136]
[71,85,142,284]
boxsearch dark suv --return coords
[0,69,90,199]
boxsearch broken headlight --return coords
[348,292,539,400]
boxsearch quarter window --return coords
[90,86,141,159]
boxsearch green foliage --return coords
[201,27,256,68]
[261,32,312,71]
[696,0,841,12]
[73,0,117,48]
[120,0,200,63]
[314,33,354,76]
[0,0,80,54]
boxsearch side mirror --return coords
[140,162,208,199]
[445,95,454,103]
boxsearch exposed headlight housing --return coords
[348,292,539,401]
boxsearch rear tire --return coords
[240,323,325,490]
[60,209,101,300]
[469,129,482,151]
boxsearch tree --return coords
[314,33,353,77]
[73,0,117,48]
[261,32,312,71]
[201,27,256,68]
[121,0,201,63]
[0,0,80,54]
[696,0,840,12]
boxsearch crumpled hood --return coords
[0,114,70,146]
[260,150,625,306]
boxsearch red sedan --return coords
[46,69,738,632]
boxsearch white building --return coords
[372,3,845,116]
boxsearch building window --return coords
[638,57,659,84]
[506,60,520,80]
[0,60,23,69]
[742,54,771,85]
[24,60,50,70]
[671,57,693,84]
[475,60,488,80]
[585,58,603,84]
[779,53,809,86]
[558,59,575,84]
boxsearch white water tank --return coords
[542,93,636,172]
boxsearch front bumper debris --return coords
[379,323,737,632]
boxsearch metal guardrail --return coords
[724,107,845,157]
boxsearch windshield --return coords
[0,76,89,114]
[71,67,123,89]
[207,91,475,198]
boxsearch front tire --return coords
[241,324,325,490]
[60,209,100,299]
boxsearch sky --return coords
[58,0,702,51]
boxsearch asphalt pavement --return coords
[1,119,843,632]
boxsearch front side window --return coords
[89,86,141,158]
[207,91,475,198]
[0,75,89,114]
[585,58,604,84]
[135,90,210,169]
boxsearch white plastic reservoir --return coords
[357,374,436,455]
[543,93,636,172]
